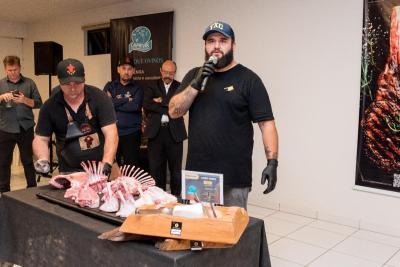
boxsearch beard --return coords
[205,48,234,69]
[120,74,133,83]
[162,77,172,84]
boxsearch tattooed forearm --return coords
[169,101,183,117]
[265,146,278,159]
[258,120,279,160]
[169,86,198,118]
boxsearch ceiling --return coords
[0,0,127,23]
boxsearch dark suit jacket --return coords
[143,79,187,142]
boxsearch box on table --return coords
[119,205,249,245]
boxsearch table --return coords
[0,186,271,267]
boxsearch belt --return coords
[161,122,169,127]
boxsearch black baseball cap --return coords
[57,58,85,85]
[202,21,235,41]
[118,54,135,67]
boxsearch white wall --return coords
[20,0,400,234]
[0,20,26,73]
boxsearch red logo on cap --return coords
[66,64,76,75]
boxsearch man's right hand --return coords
[190,62,215,90]
[34,159,50,174]
[1,92,13,102]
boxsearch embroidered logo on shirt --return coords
[224,85,234,92]
[125,91,132,98]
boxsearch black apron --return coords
[60,103,104,170]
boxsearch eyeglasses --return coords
[161,69,176,75]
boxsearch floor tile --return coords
[318,212,359,228]
[279,203,317,219]
[385,249,400,266]
[269,238,326,265]
[308,250,382,267]
[270,256,303,267]
[360,220,400,238]
[264,217,304,236]
[10,170,49,191]
[287,225,348,249]
[247,204,276,219]
[352,230,400,248]
[268,211,315,225]
[267,232,282,244]
[333,236,398,264]
[308,220,357,235]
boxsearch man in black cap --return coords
[33,58,118,175]
[169,21,279,209]
[0,55,43,193]
[103,55,143,167]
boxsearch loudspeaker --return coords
[34,42,63,75]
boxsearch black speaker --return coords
[34,41,63,75]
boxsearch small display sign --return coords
[170,221,182,236]
[190,240,203,251]
[182,170,224,205]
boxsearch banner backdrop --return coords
[356,0,400,192]
[110,11,173,86]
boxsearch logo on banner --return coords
[129,26,152,53]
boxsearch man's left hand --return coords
[12,92,25,104]
[261,159,278,194]
[153,97,162,103]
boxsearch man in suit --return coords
[143,60,187,196]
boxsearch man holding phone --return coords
[0,55,43,193]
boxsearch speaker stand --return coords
[37,75,58,182]
[48,74,58,174]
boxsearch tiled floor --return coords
[10,166,52,191]
[8,168,400,267]
[248,205,400,267]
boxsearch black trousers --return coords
[147,125,183,196]
[0,127,36,193]
[116,130,141,167]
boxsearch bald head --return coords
[160,60,176,84]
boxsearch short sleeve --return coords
[35,101,53,137]
[174,68,199,95]
[95,89,117,127]
[248,75,274,122]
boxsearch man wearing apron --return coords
[33,58,118,175]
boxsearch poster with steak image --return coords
[356,0,400,192]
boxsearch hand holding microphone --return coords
[191,56,218,91]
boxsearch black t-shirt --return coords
[178,64,274,187]
[35,84,116,171]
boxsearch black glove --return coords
[261,159,278,194]
[34,159,50,174]
[190,62,215,90]
[102,162,112,177]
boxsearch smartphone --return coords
[12,90,20,97]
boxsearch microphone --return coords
[200,56,218,91]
